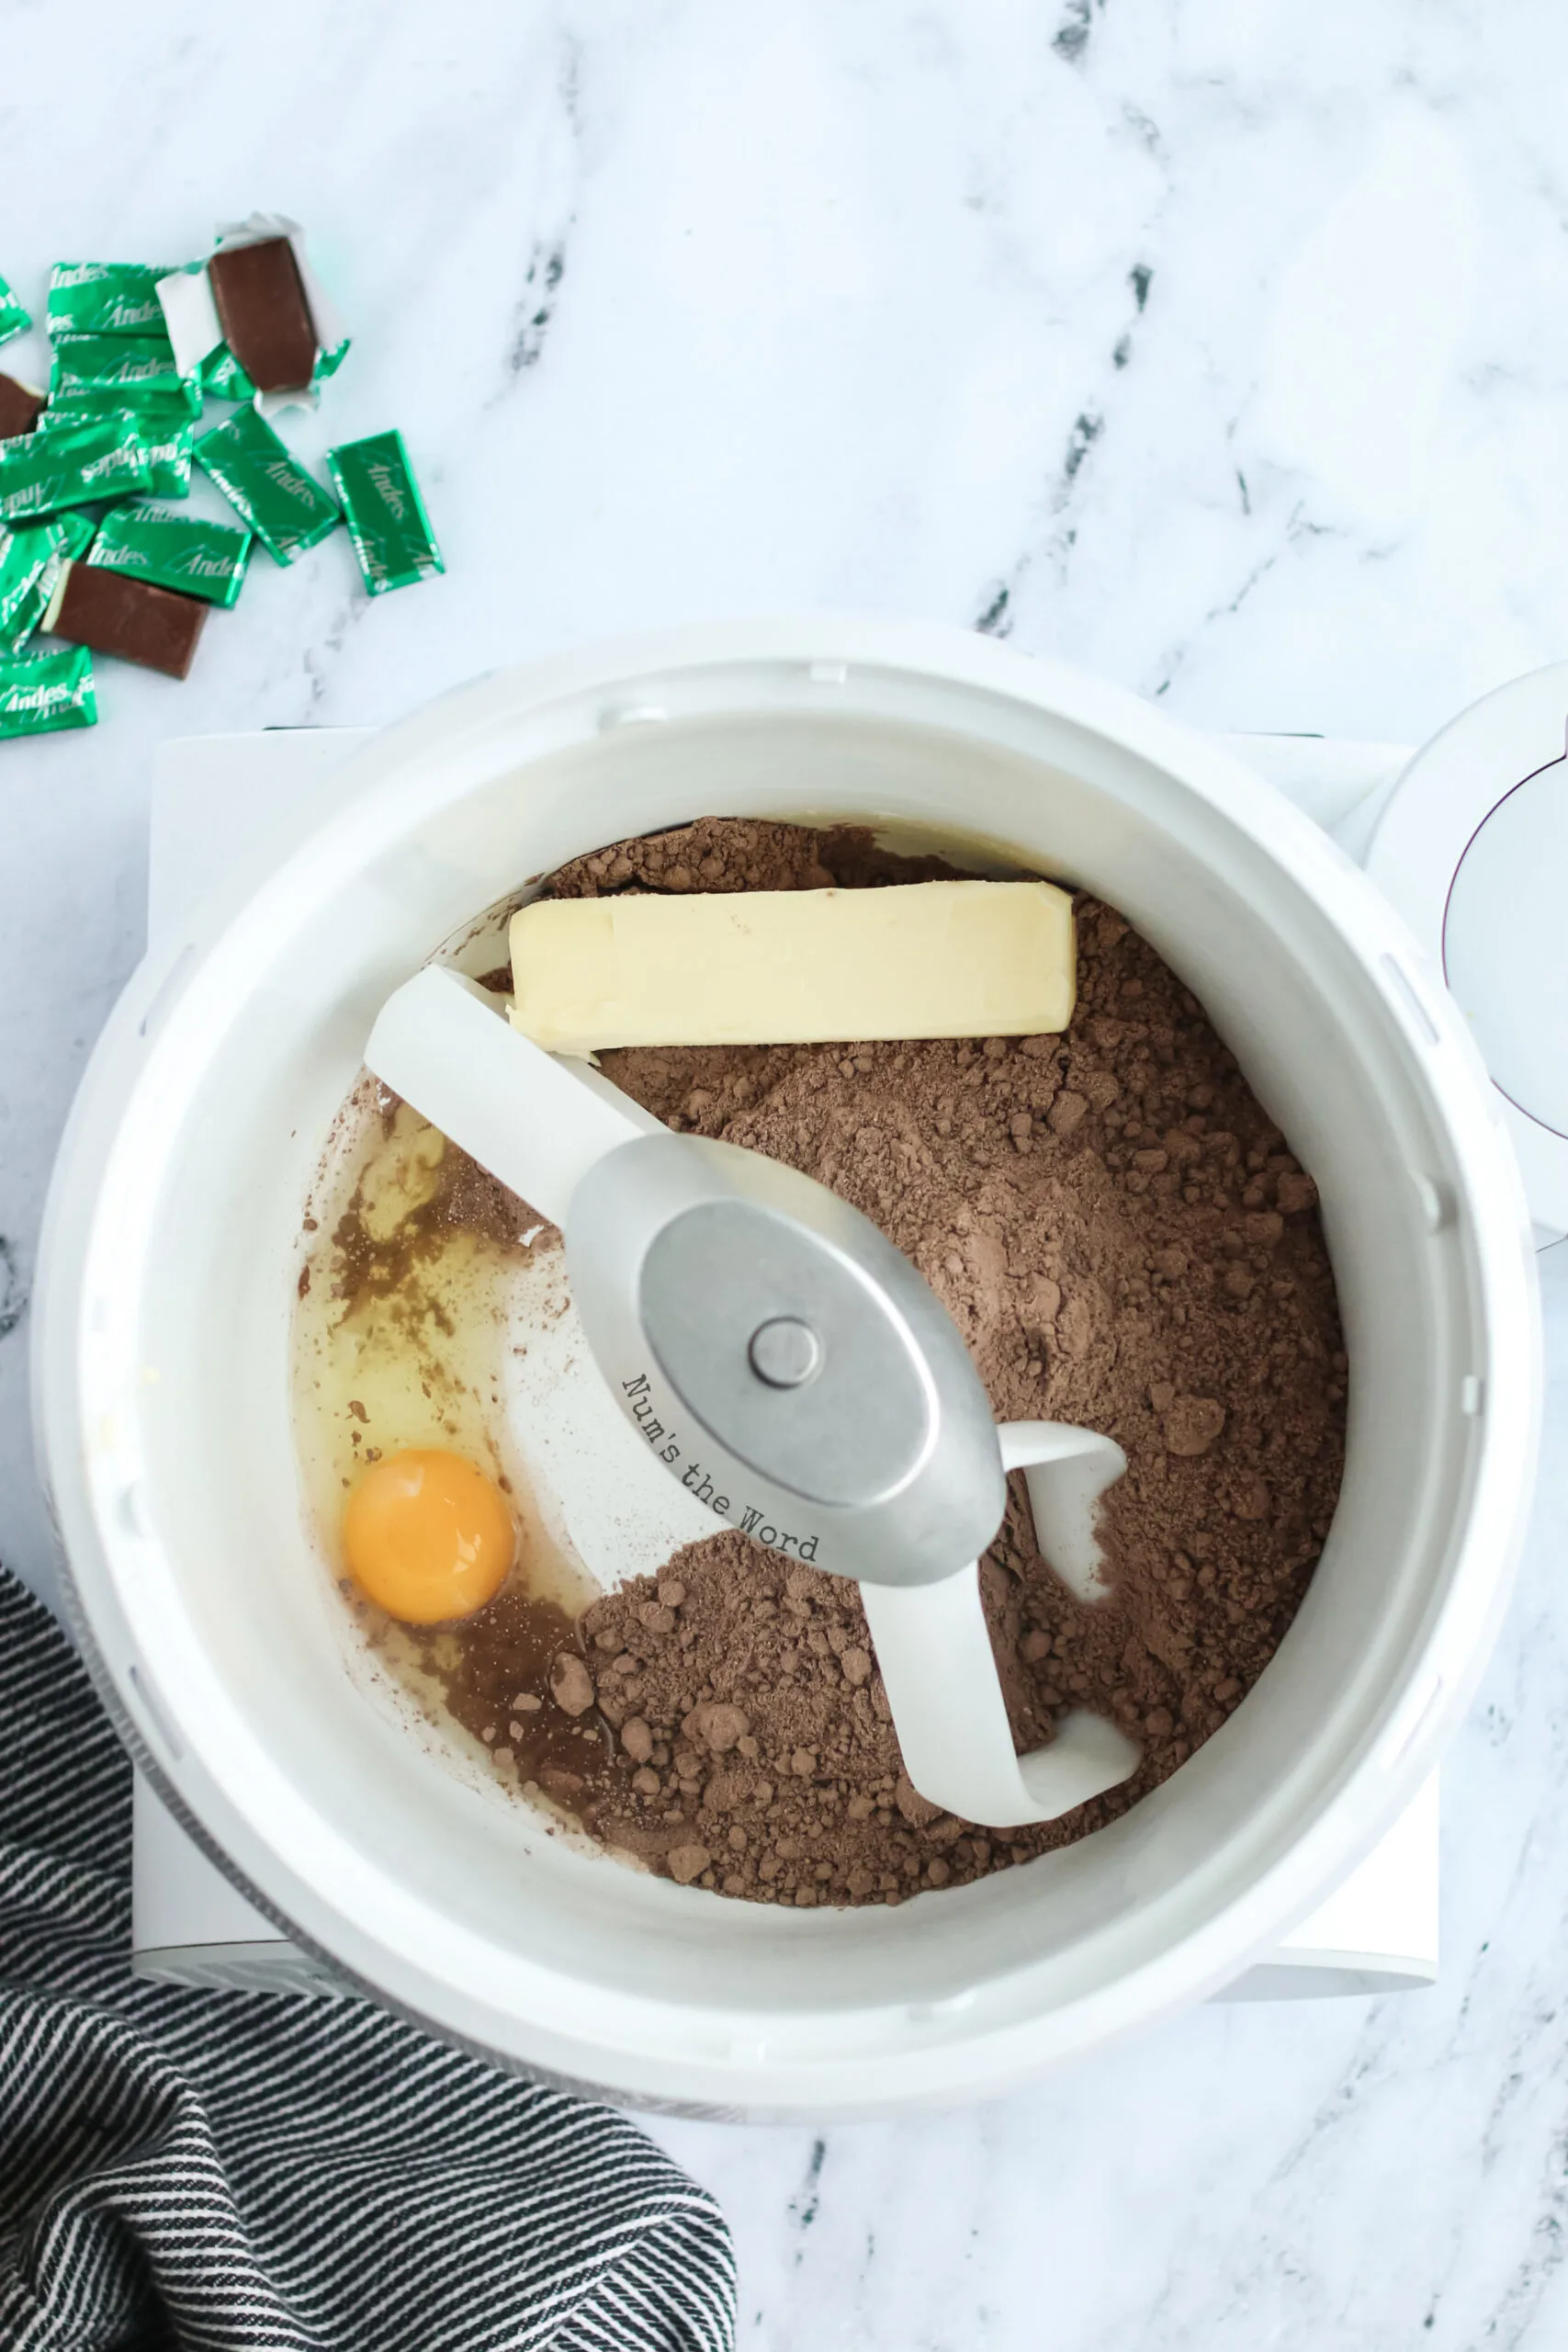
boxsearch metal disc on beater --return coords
[568,1130,1007,1588]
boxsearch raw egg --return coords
[344,1448,515,1623]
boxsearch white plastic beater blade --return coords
[858,1421,1139,1828]
[363,967,660,1226]
[998,1419,1128,1603]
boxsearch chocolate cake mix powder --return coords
[338,818,1346,1906]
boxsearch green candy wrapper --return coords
[0,271,30,348]
[0,642,96,739]
[38,386,192,435]
[194,407,339,564]
[326,430,444,595]
[313,335,351,391]
[197,342,256,402]
[0,518,65,656]
[53,510,97,560]
[47,263,175,339]
[36,401,192,501]
[122,415,193,501]
[48,334,200,418]
[0,414,152,522]
[87,500,251,608]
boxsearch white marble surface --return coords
[6,5,1568,2344]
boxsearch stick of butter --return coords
[508,878,1076,1052]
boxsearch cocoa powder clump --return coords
[544,815,955,900]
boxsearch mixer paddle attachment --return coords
[365,967,1141,1831]
[860,1423,1134,1829]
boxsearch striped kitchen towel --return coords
[0,1567,737,2352]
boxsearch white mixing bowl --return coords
[33,620,1540,2119]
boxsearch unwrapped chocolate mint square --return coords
[0,374,46,442]
[48,560,209,679]
[209,237,317,394]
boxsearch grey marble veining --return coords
[4,6,1568,2343]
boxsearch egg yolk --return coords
[343,1448,515,1624]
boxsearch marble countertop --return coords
[6,5,1568,2344]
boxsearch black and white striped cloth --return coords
[0,1568,737,2352]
